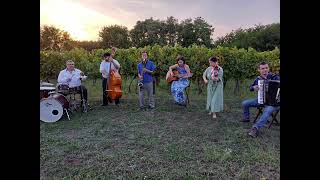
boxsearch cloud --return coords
[40,0,126,40]
[41,0,279,41]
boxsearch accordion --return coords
[258,80,280,106]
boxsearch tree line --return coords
[40,16,279,52]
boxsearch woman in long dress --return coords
[202,56,224,119]
[167,56,192,105]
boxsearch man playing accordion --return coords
[241,61,280,138]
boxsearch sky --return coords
[40,0,280,41]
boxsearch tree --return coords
[193,17,214,47]
[129,16,214,48]
[130,18,167,47]
[177,17,214,48]
[214,23,280,51]
[164,16,179,46]
[73,40,101,51]
[40,25,74,51]
[99,25,131,49]
[177,18,196,47]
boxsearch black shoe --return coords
[115,99,120,105]
[241,118,250,122]
[101,104,108,106]
[148,106,155,109]
[248,127,259,138]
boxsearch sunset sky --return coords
[40,0,280,41]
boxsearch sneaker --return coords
[148,106,155,109]
[248,127,259,138]
[101,103,108,106]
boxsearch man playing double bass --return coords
[100,50,121,106]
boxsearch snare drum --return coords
[57,84,70,95]
[40,86,56,100]
[40,93,69,122]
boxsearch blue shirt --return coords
[137,60,156,83]
[250,72,280,91]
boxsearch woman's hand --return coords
[213,77,219,81]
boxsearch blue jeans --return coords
[241,98,280,129]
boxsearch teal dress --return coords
[203,66,224,112]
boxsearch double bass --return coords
[106,47,122,102]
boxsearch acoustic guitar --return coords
[166,69,180,83]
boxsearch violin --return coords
[106,47,122,102]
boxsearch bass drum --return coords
[40,93,69,123]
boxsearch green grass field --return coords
[40,79,280,179]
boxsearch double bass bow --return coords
[106,47,122,102]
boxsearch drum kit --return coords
[40,82,88,123]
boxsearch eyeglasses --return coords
[67,64,74,65]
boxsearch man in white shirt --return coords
[57,60,88,107]
[100,53,121,106]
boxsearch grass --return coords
[40,78,280,179]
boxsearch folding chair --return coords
[185,84,190,105]
[253,106,280,129]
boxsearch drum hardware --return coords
[65,109,70,121]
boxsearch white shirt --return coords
[57,68,83,88]
[100,59,120,78]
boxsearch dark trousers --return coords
[102,78,119,105]
[71,85,88,103]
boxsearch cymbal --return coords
[40,82,54,86]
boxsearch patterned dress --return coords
[171,66,190,104]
